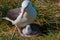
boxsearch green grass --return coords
[0,0,60,40]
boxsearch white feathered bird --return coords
[2,0,37,35]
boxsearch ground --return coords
[0,0,60,40]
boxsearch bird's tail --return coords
[2,17,13,23]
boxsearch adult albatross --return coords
[2,0,37,37]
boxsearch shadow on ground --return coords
[29,23,60,37]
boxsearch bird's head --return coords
[21,0,30,18]
[22,25,32,35]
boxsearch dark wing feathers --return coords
[6,8,21,20]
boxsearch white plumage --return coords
[22,25,32,35]
[2,0,37,37]
[3,0,37,27]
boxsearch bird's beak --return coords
[21,9,25,18]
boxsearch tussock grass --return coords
[0,0,60,40]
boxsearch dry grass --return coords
[0,0,60,40]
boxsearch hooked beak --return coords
[21,9,25,18]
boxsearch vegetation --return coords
[0,0,60,40]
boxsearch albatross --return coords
[2,0,37,37]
